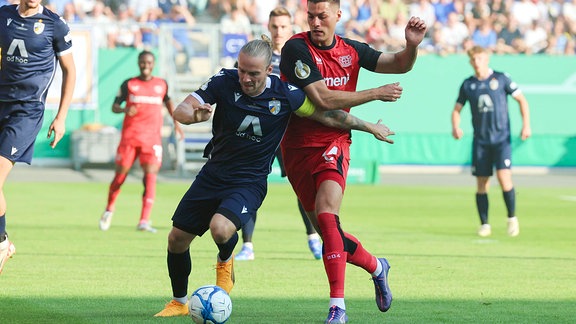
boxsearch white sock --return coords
[243,242,254,250]
[371,257,382,277]
[174,296,188,305]
[329,298,345,310]
[308,233,321,241]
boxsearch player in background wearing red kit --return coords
[279,0,427,322]
[99,50,183,233]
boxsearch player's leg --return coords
[299,200,322,259]
[100,144,136,230]
[0,156,15,275]
[138,144,162,232]
[211,213,239,293]
[473,142,492,236]
[155,226,196,317]
[235,214,256,261]
[494,142,519,236]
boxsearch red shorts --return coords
[281,137,351,212]
[115,141,163,167]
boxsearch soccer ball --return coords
[189,285,232,324]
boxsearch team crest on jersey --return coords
[294,60,311,80]
[338,55,352,68]
[489,78,499,90]
[34,20,45,34]
[154,85,163,94]
[269,100,281,115]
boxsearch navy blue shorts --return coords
[171,174,267,236]
[472,139,512,177]
[0,102,44,164]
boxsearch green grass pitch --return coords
[1,180,575,323]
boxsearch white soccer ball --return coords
[189,285,232,324]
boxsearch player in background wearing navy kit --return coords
[235,6,323,262]
[0,0,76,275]
[451,45,531,238]
[99,50,183,234]
[279,0,427,322]
[154,37,397,317]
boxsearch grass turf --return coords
[1,180,575,323]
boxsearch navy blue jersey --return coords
[271,51,281,76]
[456,70,520,144]
[193,68,307,184]
[0,5,73,102]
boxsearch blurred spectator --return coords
[564,0,576,24]
[510,0,540,29]
[108,4,143,48]
[46,0,74,15]
[545,17,572,55]
[410,0,436,27]
[523,19,548,54]
[220,4,252,36]
[378,0,408,27]
[160,5,196,72]
[248,0,279,25]
[346,0,378,38]
[74,0,97,20]
[433,0,456,25]
[62,1,81,22]
[494,16,526,54]
[157,0,188,16]
[471,17,497,50]
[387,10,408,50]
[335,0,353,36]
[139,7,163,49]
[442,11,469,52]
[127,0,158,21]
[83,0,115,48]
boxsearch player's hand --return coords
[371,119,395,144]
[377,82,403,102]
[520,126,531,141]
[452,128,463,140]
[47,117,66,148]
[405,16,427,47]
[193,103,213,122]
[126,105,138,117]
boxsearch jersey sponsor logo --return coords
[324,74,350,87]
[294,60,311,80]
[236,115,263,142]
[338,55,352,68]
[128,94,163,105]
[268,100,281,115]
[34,20,45,34]
[477,94,494,113]
[6,39,29,64]
[489,78,499,90]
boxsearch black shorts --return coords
[171,174,267,236]
[472,139,512,177]
[0,101,44,164]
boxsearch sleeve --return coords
[193,69,228,105]
[503,73,521,97]
[162,79,171,103]
[279,37,324,88]
[342,38,382,72]
[53,15,73,55]
[456,81,468,106]
[113,79,130,105]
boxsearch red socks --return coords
[140,173,157,223]
[106,173,127,211]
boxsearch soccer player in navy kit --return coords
[154,37,396,317]
[451,45,531,237]
[279,0,426,322]
[0,0,76,275]
[235,6,324,262]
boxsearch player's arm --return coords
[173,93,213,125]
[451,103,464,140]
[47,52,76,148]
[513,92,531,140]
[165,98,185,140]
[112,80,129,114]
[373,16,427,74]
[295,97,395,144]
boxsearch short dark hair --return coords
[308,0,340,5]
[138,50,155,60]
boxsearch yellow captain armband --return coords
[294,96,316,117]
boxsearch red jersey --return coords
[279,32,381,148]
[115,76,170,146]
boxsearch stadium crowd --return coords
[2,0,574,55]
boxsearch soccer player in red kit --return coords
[99,50,183,233]
[279,0,427,322]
